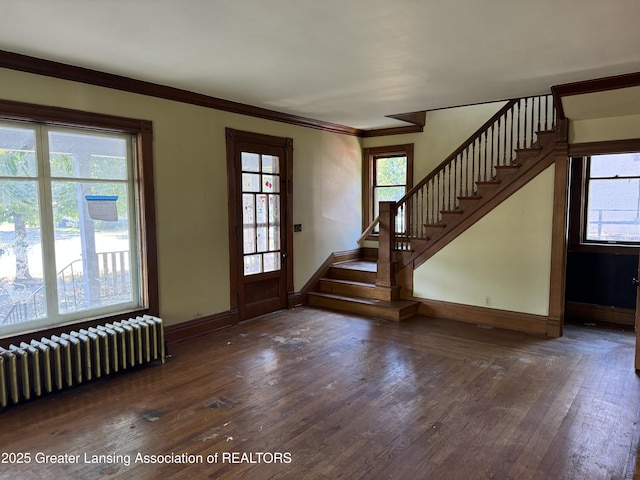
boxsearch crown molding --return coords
[551,71,640,120]
[0,49,364,137]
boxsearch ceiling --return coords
[2,0,640,130]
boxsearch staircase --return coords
[397,128,558,270]
[307,94,562,321]
[308,256,420,321]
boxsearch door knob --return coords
[633,277,639,287]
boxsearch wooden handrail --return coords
[372,95,555,287]
[357,215,380,246]
[397,99,519,205]
[392,95,555,245]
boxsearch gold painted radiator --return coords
[0,315,165,409]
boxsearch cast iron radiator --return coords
[0,315,165,409]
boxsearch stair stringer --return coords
[396,130,558,278]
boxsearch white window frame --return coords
[0,100,158,340]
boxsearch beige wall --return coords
[570,113,640,143]
[5,64,636,328]
[363,102,506,180]
[365,101,556,316]
[414,166,555,315]
[0,68,362,327]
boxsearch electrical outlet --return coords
[485,296,491,306]
[294,224,302,232]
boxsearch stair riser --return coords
[494,166,520,182]
[475,183,500,197]
[328,267,376,283]
[439,212,464,225]
[319,279,399,301]
[457,197,482,210]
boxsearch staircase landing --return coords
[308,259,419,321]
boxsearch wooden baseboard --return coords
[288,292,303,308]
[565,301,634,326]
[164,309,238,344]
[416,298,550,336]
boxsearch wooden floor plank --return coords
[0,308,638,479]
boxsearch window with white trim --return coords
[0,120,146,336]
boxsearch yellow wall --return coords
[0,68,362,327]
[365,101,556,316]
[363,102,506,180]
[414,166,555,315]
[5,64,636,327]
[570,113,640,143]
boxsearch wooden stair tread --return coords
[308,291,420,321]
[310,292,417,309]
[390,123,558,271]
[332,260,377,272]
[321,277,377,288]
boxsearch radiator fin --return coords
[0,316,165,409]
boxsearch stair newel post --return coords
[376,201,397,288]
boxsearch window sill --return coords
[569,242,640,255]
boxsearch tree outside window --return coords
[0,122,144,336]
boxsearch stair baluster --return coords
[372,95,556,286]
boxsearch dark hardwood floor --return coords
[0,307,639,479]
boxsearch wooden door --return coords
[226,129,293,322]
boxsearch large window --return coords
[0,103,156,338]
[584,152,640,244]
[362,144,413,233]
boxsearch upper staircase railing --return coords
[393,95,556,250]
[373,95,556,287]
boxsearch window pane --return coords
[263,252,281,273]
[244,254,262,275]
[241,152,260,172]
[262,155,279,174]
[373,186,406,230]
[0,118,144,338]
[255,194,268,253]
[590,153,640,178]
[262,174,279,193]
[376,156,406,186]
[586,178,640,242]
[52,181,133,314]
[49,131,128,180]
[242,194,256,254]
[374,186,406,211]
[268,194,281,251]
[242,173,260,192]
[0,180,46,325]
[0,126,37,177]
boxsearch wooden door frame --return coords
[225,128,294,322]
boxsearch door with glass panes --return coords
[226,129,292,321]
